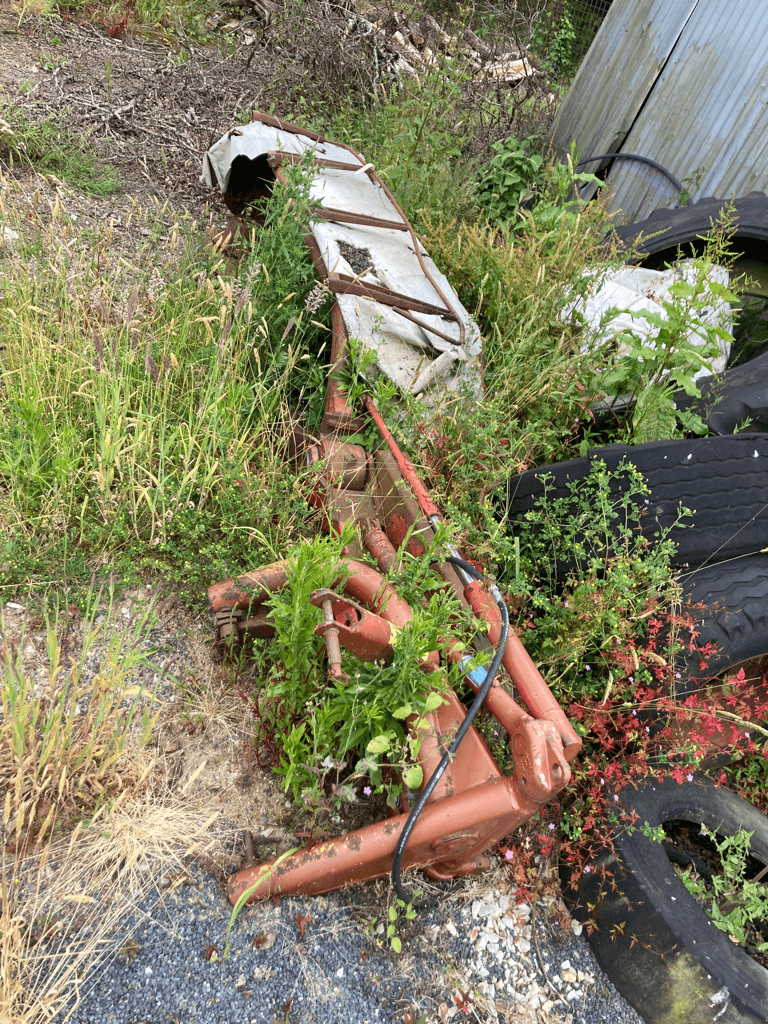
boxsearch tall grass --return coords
[0,589,223,1023]
[408,198,615,513]
[0,593,159,850]
[0,174,316,602]
[0,105,121,198]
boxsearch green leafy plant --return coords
[675,827,768,953]
[501,459,682,701]
[386,894,419,954]
[243,525,477,819]
[590,224,739,442]
[515,151,605,236]
[477,137,543,226]
[532,0,578,78]
[677,168,704,207]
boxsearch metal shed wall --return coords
[550,0,768,223]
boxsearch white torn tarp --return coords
[203,119,482,405]
[564,261,733,381]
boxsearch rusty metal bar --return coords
[227,763,568,903]
[267,151,374,175]
[313,207,409,231]
[363,395,442,521]
[327,273,460,322]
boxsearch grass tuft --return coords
[0,105,121,197]
[1,792,221,1024]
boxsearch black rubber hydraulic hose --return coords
[576,153,684,194]
[390,556,510,905]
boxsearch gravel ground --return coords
[3,593,646,1024]
[58,863,646,1024]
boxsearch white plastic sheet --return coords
[203,121,482,403]
[565,261,732,382]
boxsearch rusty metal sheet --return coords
[603,0,768,221]
[203,120,481,404]
[549,0,699,165]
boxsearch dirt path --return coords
[0,8,281,213]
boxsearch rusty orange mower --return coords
[205,112,582,908]
[208,396,582,907]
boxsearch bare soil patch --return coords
[0,11,272,214]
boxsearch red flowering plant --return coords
[468,459,768,898]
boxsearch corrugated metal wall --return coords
[550,0,768,223]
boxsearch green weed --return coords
[590,220,740,442]
[477,137,544,226]
[0,104,120,197]
[410,193,615,510]
[0,589,160,849]
[242,525,476,819]
[500,459,682,703]
[0,175,322,604]
[672,827,768,953]
[319,66,476,231]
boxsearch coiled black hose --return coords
[576,153,684,194]
[390,555,510,905]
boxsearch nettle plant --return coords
[477,136,544,227]
[674,826,768,955]
[590,227,740,443]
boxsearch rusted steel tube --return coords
[462,579,581,760]
[364,396,441,521]
[446,644,530,738]
[227,771,550,904]
[211,558,409,623]
[314,592,348,681]
[311,590,399,665]
[502,634,581,759]
[209,557,440,672]
[363,525,398,574]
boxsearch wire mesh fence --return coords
[508,0,613,77]
[569,0,613,62]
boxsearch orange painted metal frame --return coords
[207,111,582,904]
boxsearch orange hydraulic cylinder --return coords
[462,580,582,761]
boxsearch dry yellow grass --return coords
[1,791,222,1024]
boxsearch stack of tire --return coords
[506,195,768,1023]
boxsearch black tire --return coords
[677,554,768,698]
[610,192,768,268]
[566,774,768,1023]
[503,433,768,571]
[689,350,768,436]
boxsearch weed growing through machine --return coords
[2,0,768,1003]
